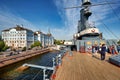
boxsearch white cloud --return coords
[0,5,38,32]
[53,0,81,40]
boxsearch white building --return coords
[2,25,54,49]
[2,25,34,48]
[34,31,54,47]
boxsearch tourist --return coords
[100,44,106,60]
[98,43,102,54]
[111,45,115,55]
[95,44,99,54]
[92,45,95,57]
[117,44,120,54]
[10,52,13,56]
[107,46,110,53]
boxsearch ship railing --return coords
[22,50,66,80]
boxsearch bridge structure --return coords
[64,0,120,69]
[63,0,118,53]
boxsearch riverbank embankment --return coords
[0,48,50,68]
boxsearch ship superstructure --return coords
[64,0,117,53]
[74,0,100,40]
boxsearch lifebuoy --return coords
[87,46,92,50]
[91,29,95,32]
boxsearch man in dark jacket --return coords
[100,44,106,60]
[117,44,120,53]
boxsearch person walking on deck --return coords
[111,45,115,55]
[95,44,99,54]
[100,44,106,60]
[98,43,102,54]
[92,45,95,57]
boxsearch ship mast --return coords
[78,0,92,33]
[65,0,116,40]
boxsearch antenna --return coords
[48,28,50,34]
[64,2,117,9]
[21,24,23,27]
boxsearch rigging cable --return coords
[92,12,112,38]
[88,0,119,39]
[104,0,120,22]
[93,12,119,40]
[104,0,120,40]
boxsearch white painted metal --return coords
[23,63,54,70]
[74,28,99,38]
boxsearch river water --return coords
[0,51,60,80]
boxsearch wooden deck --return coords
[55,52,120,80]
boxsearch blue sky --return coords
[0,0,120,40]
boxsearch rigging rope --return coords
[93,12,119,40]
[87,0,120,40]
[104,0,120,22]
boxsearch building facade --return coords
[2,25,54,49]
[34,31,54,47]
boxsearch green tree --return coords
[54,39,63,45]
[2,45,9,51]
[31,44,35,48]
[34,41,41,47]
[31,41,42,48]
[22,47,26,51]
[0,40,5,51]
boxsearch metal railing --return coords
[22,50,66,80]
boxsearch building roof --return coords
[47,33,52,37]
[34,31,53,37]
[2,28,11,31]
[2,25,33,32]
[34,32,37,35]
[15,25,26,30]
[35,31,43,34]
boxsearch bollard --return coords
[52,58,56,68]
[58,54,62,66]
[43,69,46,80]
